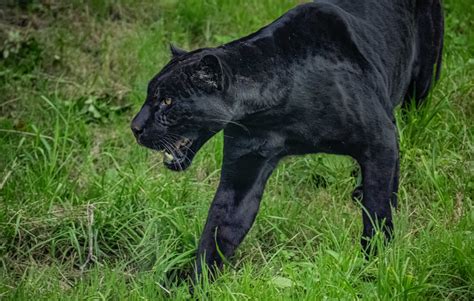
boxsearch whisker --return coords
[162,136,175,155]
[206,129,234,139]
[203,118,250,133]
[165,135,185,156]
[161,137,184,171]
[165,133,197,156]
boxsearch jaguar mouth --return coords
[136,130,214,172]
[162,137,194,170]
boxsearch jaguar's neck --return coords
[217,40,294,121]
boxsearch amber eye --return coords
[162,98,173,105]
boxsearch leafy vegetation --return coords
[0,0,473,299]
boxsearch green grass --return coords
[0,0,473,299]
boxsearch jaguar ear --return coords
[194,54,224,92]
[170,44,188,58]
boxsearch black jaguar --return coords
[131,0,444,278]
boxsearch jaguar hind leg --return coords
[351,165,363,203]
[356,125,399,255]
[352,185,364,202]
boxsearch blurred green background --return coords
[0,0,473,299]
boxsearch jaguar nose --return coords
[131,105,150,138]
[131,124,143,138]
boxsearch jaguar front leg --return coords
[194,147,279,279]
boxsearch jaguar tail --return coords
[403,0,444,107]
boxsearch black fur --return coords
[131,0,444,278]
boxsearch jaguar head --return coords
[131,46,232,171]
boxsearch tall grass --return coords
[0,0,473,299]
